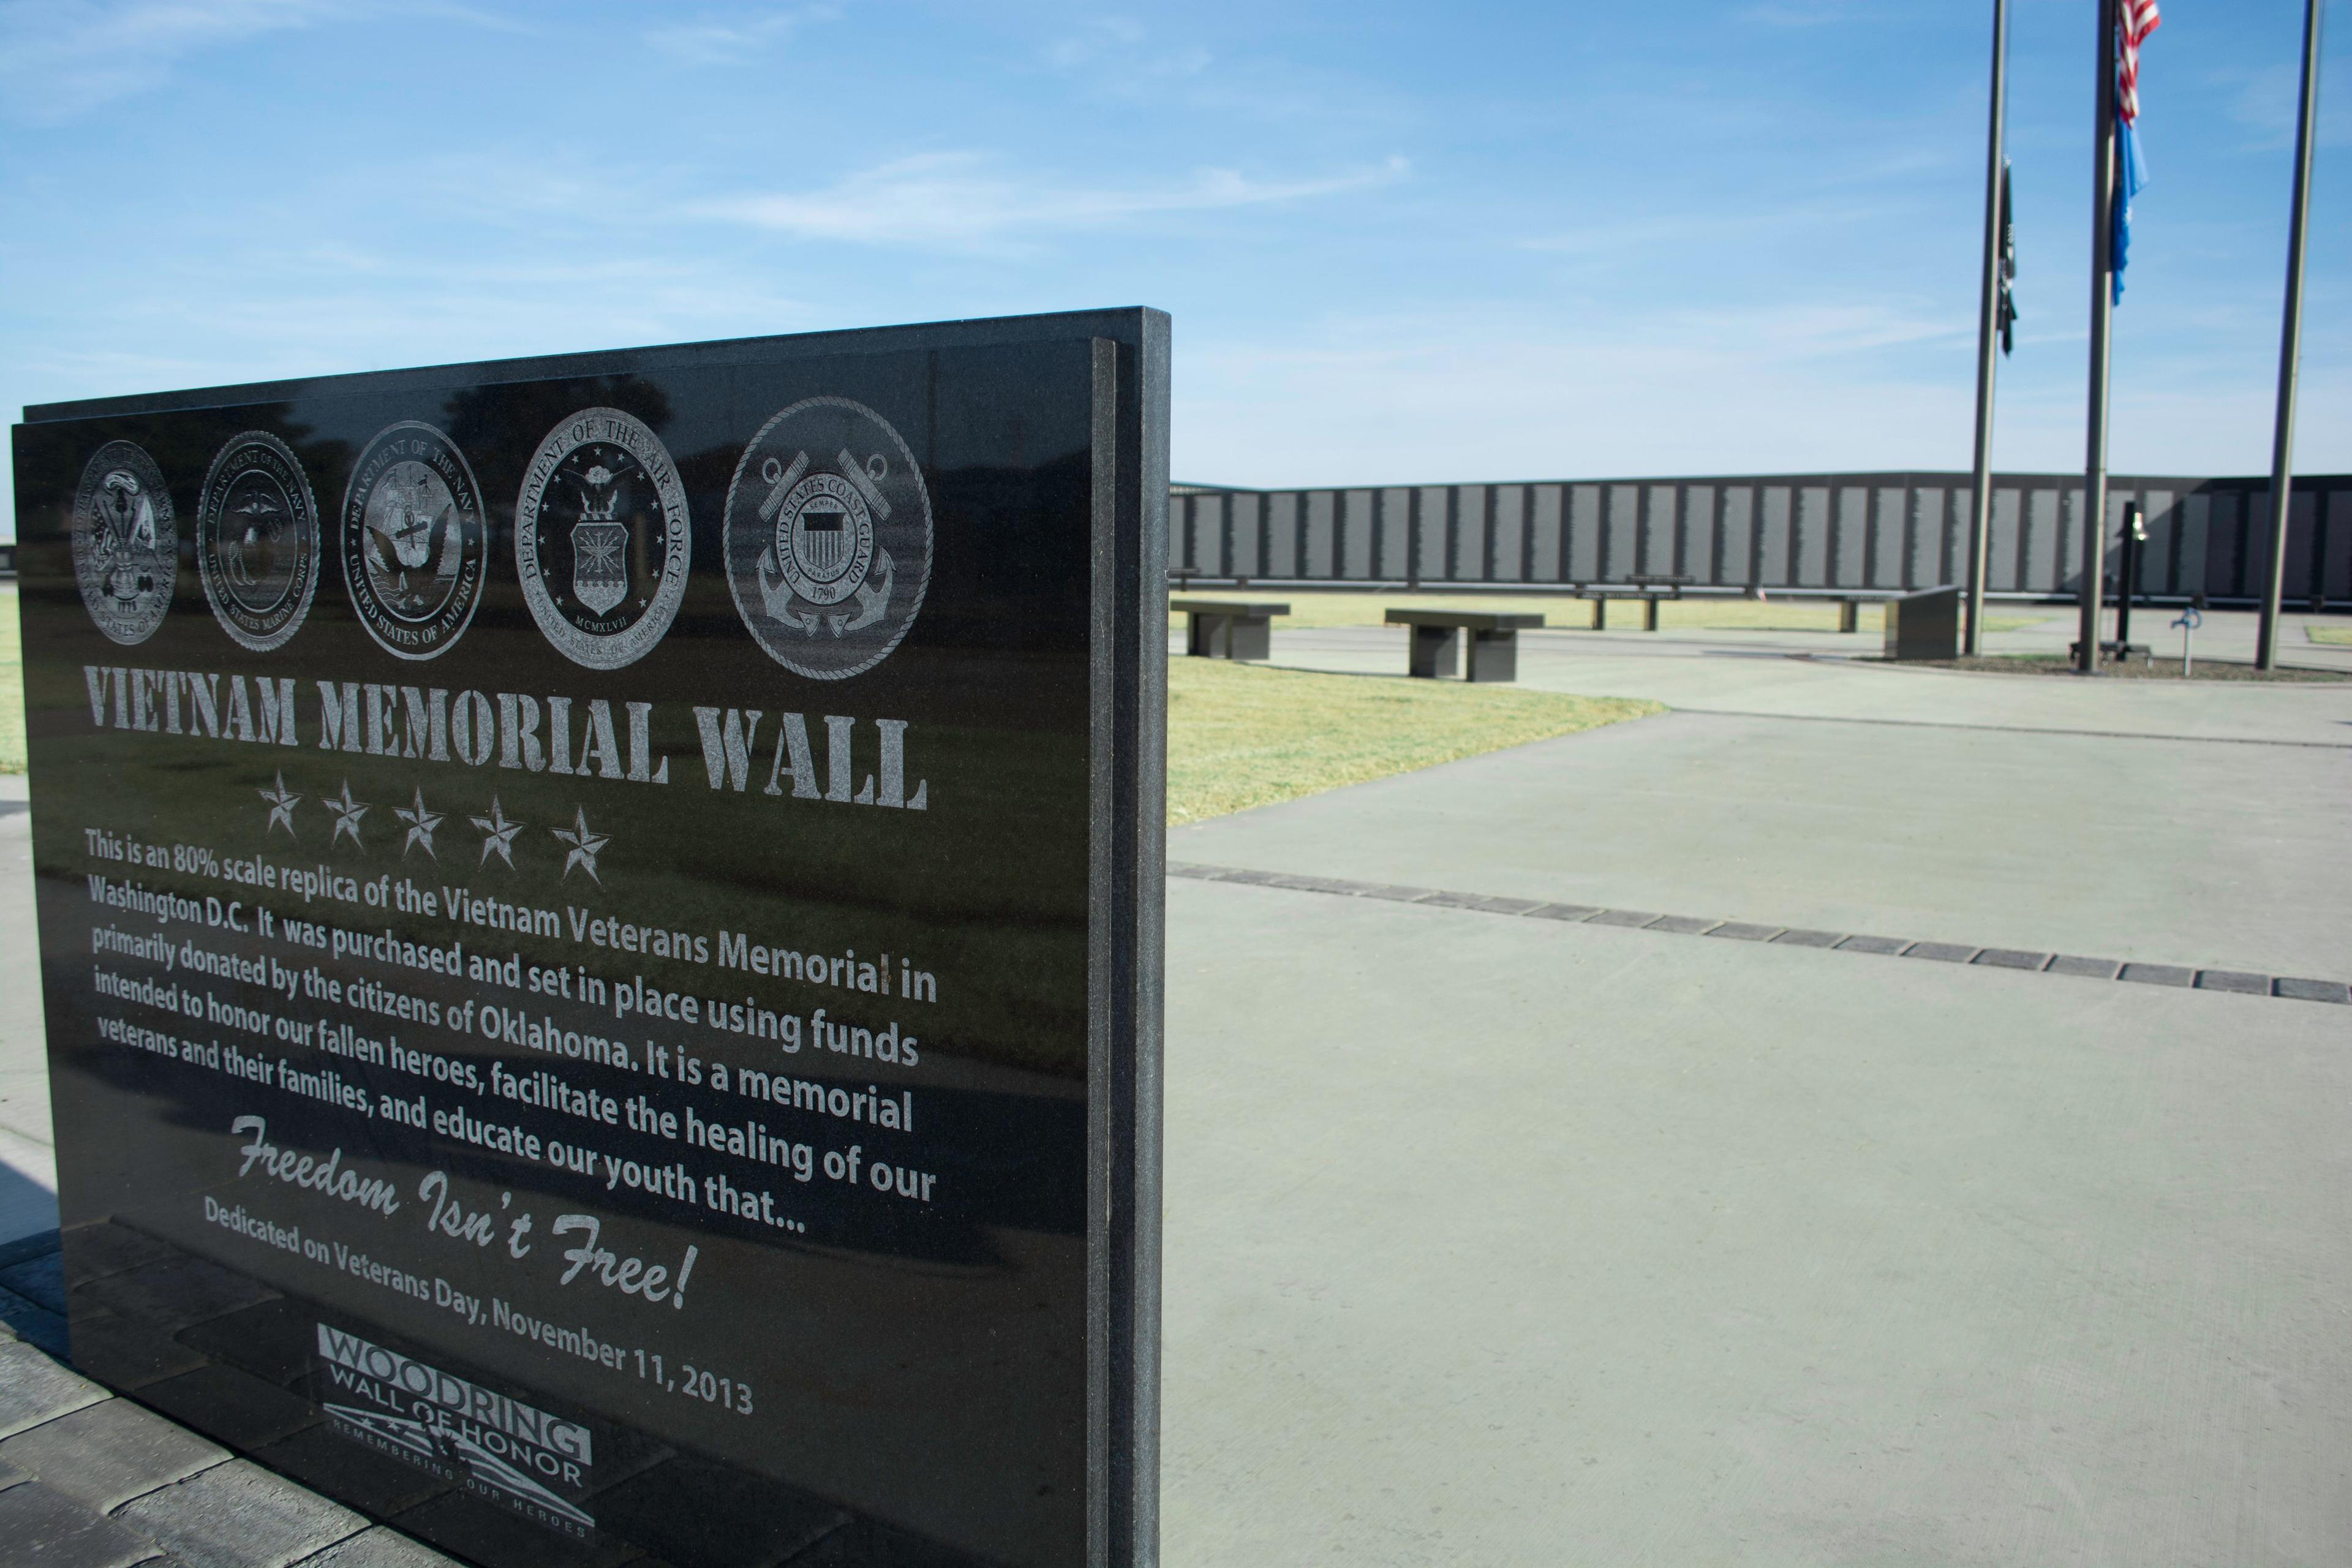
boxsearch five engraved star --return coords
[323,780,369,850]
[551,807,609,884]
[258,771,301,837]
[471,797,524,869]
[247,778,626,884]
[396,786,444,860]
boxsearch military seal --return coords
[515,407,690,670]
[723,398,932,680]
[197,431,320,653]
[342,421,488,661]
[71,441,177,646]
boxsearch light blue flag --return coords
[2113,123,2149,304]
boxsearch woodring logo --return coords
[315,1323,596,1536]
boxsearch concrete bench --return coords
[2068,638,2154,666]
[1173,598,1289,661]
[1574,575,1689,630]
[1825,594,1901,633]
[1385,609,1545,682]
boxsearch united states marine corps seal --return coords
[342,421,487,661]
[515,407,690,670]
[723,397,932,680]
[197,431,320,652]
[71,441,177,645]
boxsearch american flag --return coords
[2111,0,2159,301]
[2116,0,2161,124]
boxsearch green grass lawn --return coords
[2307,625,2352,647]
[1,584,22,774]
[1173,589,2045,635]
[1168,657,1658,824]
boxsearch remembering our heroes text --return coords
[77,667,929,809]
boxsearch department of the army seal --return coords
[71,441,178,645]
[515,407,690,670]
[723,398,932,680]
[342,421,488,661]
[197,431,321,653]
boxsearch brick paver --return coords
[0,1235,456,1568]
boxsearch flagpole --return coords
[2256,0,2324,669]
[1965,0,2011,657]
[2078,0,2118,674]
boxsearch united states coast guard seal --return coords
[516,407,690,670]
[342,421,487,661]
[723,397,932,680]
[197,431,320,653]
[72,441,177,646]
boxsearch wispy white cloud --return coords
[1518,200,1883,259]
[1738,1,1860,28]
[0,0,522,121]
[2212,58,2351,152]
[0,0,346,120]
[1172,293,2351,486]
[644,5,835,67]
[688,151,1409,251]
[1043,15,1209,78]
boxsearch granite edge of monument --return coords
[14,306,1172,1568]
[1071,321,1170,1567]
[19,310,1161,424]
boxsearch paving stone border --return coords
[1170,861,2352,1006]
[0,1232,457,1568]
[1670,705,2352,752]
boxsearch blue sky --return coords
[2,0,2346,532]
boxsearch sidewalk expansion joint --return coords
[1666,707,2352,751]
[1168,862,2352,1006]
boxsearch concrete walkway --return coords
[0,775,56,1247]
[1169,709,2352,979]
[1158,627,2352,1567]
[1159,869,2351,1567]
[1250,607,2352,748]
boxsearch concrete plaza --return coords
[1158,613,2351,1566]
[3,613,2350,1565]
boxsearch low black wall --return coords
[1169,472,2352,605]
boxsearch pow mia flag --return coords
[1998,160,2019,356]
[10,310,1169,1568]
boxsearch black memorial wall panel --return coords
[11,309,1167,1568]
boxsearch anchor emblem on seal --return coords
[755,448,896,638]
[724,394,931,680]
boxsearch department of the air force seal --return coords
[515,407,690,670]
[197,431,321,653]
[71,442,177,645]
[342,421,487,661]
[723,398,932,680]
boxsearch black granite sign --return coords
[9,309,1168,1568]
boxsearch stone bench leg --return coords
[1468,629,1519,682]
[1644,597,1661,631]
[1188,613,1270,660]
[1591,599,1607,630]
[1838,600,1858,635]
[1408,624,1461,679]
